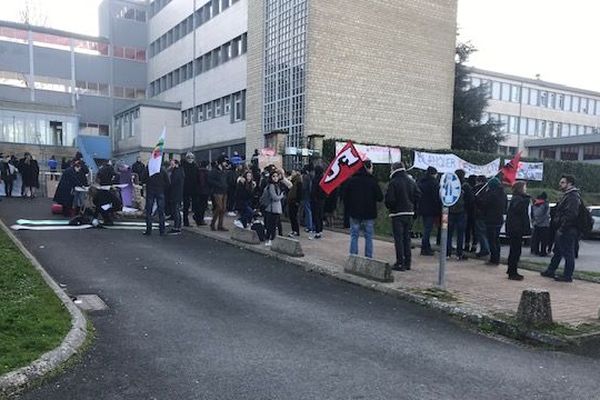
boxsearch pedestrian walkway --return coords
[191,216,600,326]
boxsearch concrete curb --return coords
[0,220,88,398]
[184,227,589,348]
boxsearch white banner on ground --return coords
[413,151,500,177]
[504,160,543,181]
[335,142,401,164]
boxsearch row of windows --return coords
[115,108,141,141]
[0,26,110,56]
[538,145,600,161]
[149,33,247,97]
[181,90,245,126]
[113,45,146,62]
[115,5,146,22]
[149,0,240,58]
[0,112,77,147]
[263,0,308,148]
[149,0,172,18]
[0,70,145,99]
[485,112,600,138]
[79,122,109,137]
[471,77,600,116]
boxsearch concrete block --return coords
[271,236,304,257]
[231,227,260,245]
[344,255,394,283]
[516,289,553,326]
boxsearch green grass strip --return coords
[0,229,71,375]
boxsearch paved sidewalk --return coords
[192,216,600,326]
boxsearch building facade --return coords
[1,0,458,167]
[468,68,600,161]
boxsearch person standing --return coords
[197,160,210,225]
[1,155,16,197]
[446,169,472,260]
[417,166,441,256]
[19,153,40,199]
[142,162,170,236]
[473,175,490,258]
[464,175,478,252]
[310,165,326,239]
[182,152,201,227]
[385,162,421,271]
[208,155,229,231]
[48,155,58,181]
[132,156,145,179]
[506,181,531,280]
[541,174,581,282]
[167,159,185,235]
[480,177,506,265]
[53,161,86,216]
[344,160,383,259]
[235,171,256,229]
[301,165,314,233]
[264,171,285,246]
[286,170,303,237]
[530,192,551,256]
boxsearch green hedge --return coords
[322,139,600,192]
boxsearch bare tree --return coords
[18,0,48,27]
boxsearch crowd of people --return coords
[2,149,583,283]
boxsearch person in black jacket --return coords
[447,169,473,260]
[541,174,581,282]
[310,165,326,239]
[208,156,229,231]
[235,171,256,228]
[506,181,530,280]
[344,160,383,258]
[131,156,145,179]
[417,166,441,256]
[182,152,201,227]
[53,161,86,216]
[142,164,170,236]
[167,159,185,234]
[473,175,490,257]
[385,162,421,271]
[197,160,210,225]
[479,177,506,265]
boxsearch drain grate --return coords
[72,294,108,311]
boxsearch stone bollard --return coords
[344,255,394,283]
[231,227,260,244]
[516,289,553,326]
[271,236,304,257]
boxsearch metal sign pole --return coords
[438,207,449,289]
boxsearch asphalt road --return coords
[503,239,600,273]
[2,198,600,400]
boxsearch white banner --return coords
[335,142,401,164]
[504,160,543,181]
[413,151,500,177]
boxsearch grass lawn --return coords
[0,229,71,376]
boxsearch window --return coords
[206,102,213,119]
[182,110,189,126]
[572,96,580,112]
[99,124,109,136]
[562,123,570,137]
[588,99,595,115]
[564,95,572,111]
[510,85,520,103]
[113,46,124,58]
[471,77,481,88]
[519,117,527,135]
[529,89,538,106]
[195,105,203,122]
[223,95,231,114]
[234,92,243,121]
[581,98,588,114]
[583,144,600,160]
[508,116,518,133]
[499,114,508,133]
[539,91,548,107]
[527,119,536,135]
[560,146,579,161]
[501,83,510,101]
[541,148,556,160]
[548,92,556,109]
[214,99,222,117]
[557,94,564,110]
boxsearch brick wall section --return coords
[304,0,457,150]
[244,0,265,159]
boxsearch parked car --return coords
[587,206,600,237]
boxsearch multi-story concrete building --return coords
[0,0,147,168]
[469,68,600,161]
[1,0,458,167]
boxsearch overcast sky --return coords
[1,0,600,92]
[458,0,600,92]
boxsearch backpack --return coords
[576,196,594,235]
[259,186,271,209]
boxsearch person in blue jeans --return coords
[541,174,581,283]
[417,166,441,256]
[344,160,383,258]
[447,169,473,260]
[142,164,170,236]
